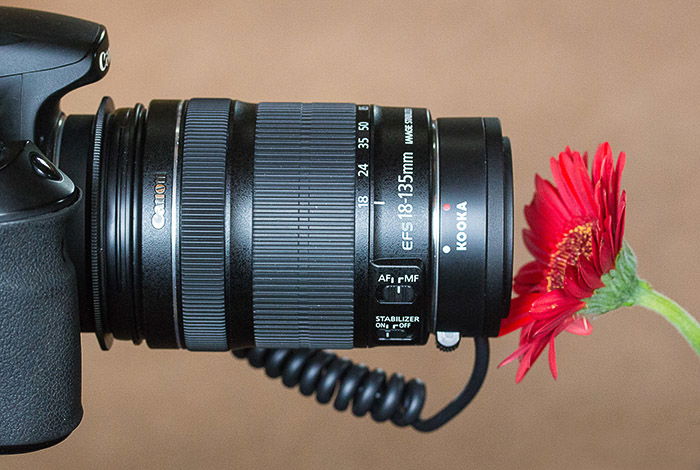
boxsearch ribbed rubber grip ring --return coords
[252,102,356,348]
[179,99,230,351]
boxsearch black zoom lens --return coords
[59,98,512,352]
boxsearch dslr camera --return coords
[0,7,513,453]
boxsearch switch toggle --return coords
[379,285,416,304]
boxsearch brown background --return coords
[3,1,700,469]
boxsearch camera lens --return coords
[59,97,512,351]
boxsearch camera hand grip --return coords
[0,7,109,148]
[0,206,82,453]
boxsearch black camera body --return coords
[0,8,108,452]
[0,7,513,452]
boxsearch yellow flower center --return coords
[546,222,594,291]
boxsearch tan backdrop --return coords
[3,1,699,469]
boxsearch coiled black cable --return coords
[233,336,489,431]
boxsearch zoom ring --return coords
[179,99,230,351]
[253,102,356,348]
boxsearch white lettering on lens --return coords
[397,151,415,249]
[404,108,414,144]
[455,200,468,251]
[375,316,420,323]
[151,174,167,229]
[401,221,414,251]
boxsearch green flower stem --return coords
[634,282,700,357]
[581,243,700,358]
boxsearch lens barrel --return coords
[60,98,512,351]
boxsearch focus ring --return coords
[252,102,356,348]
[179,99,230,351]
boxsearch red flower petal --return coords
[548,337,558,380]
[550,155,586,218]
[566,316,593,335]
[577,259,604,291]
[535,175,572,221]
[498,343,529,368]
[530,290,582,320]
[523,228,550,262]
[513,261,545,294]
[616,191,627,253]
[564,272,594,300]
[499,293,540,336]
[592,143,610,188]
[562,149,597,216]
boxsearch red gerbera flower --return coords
[499,143,627,382]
